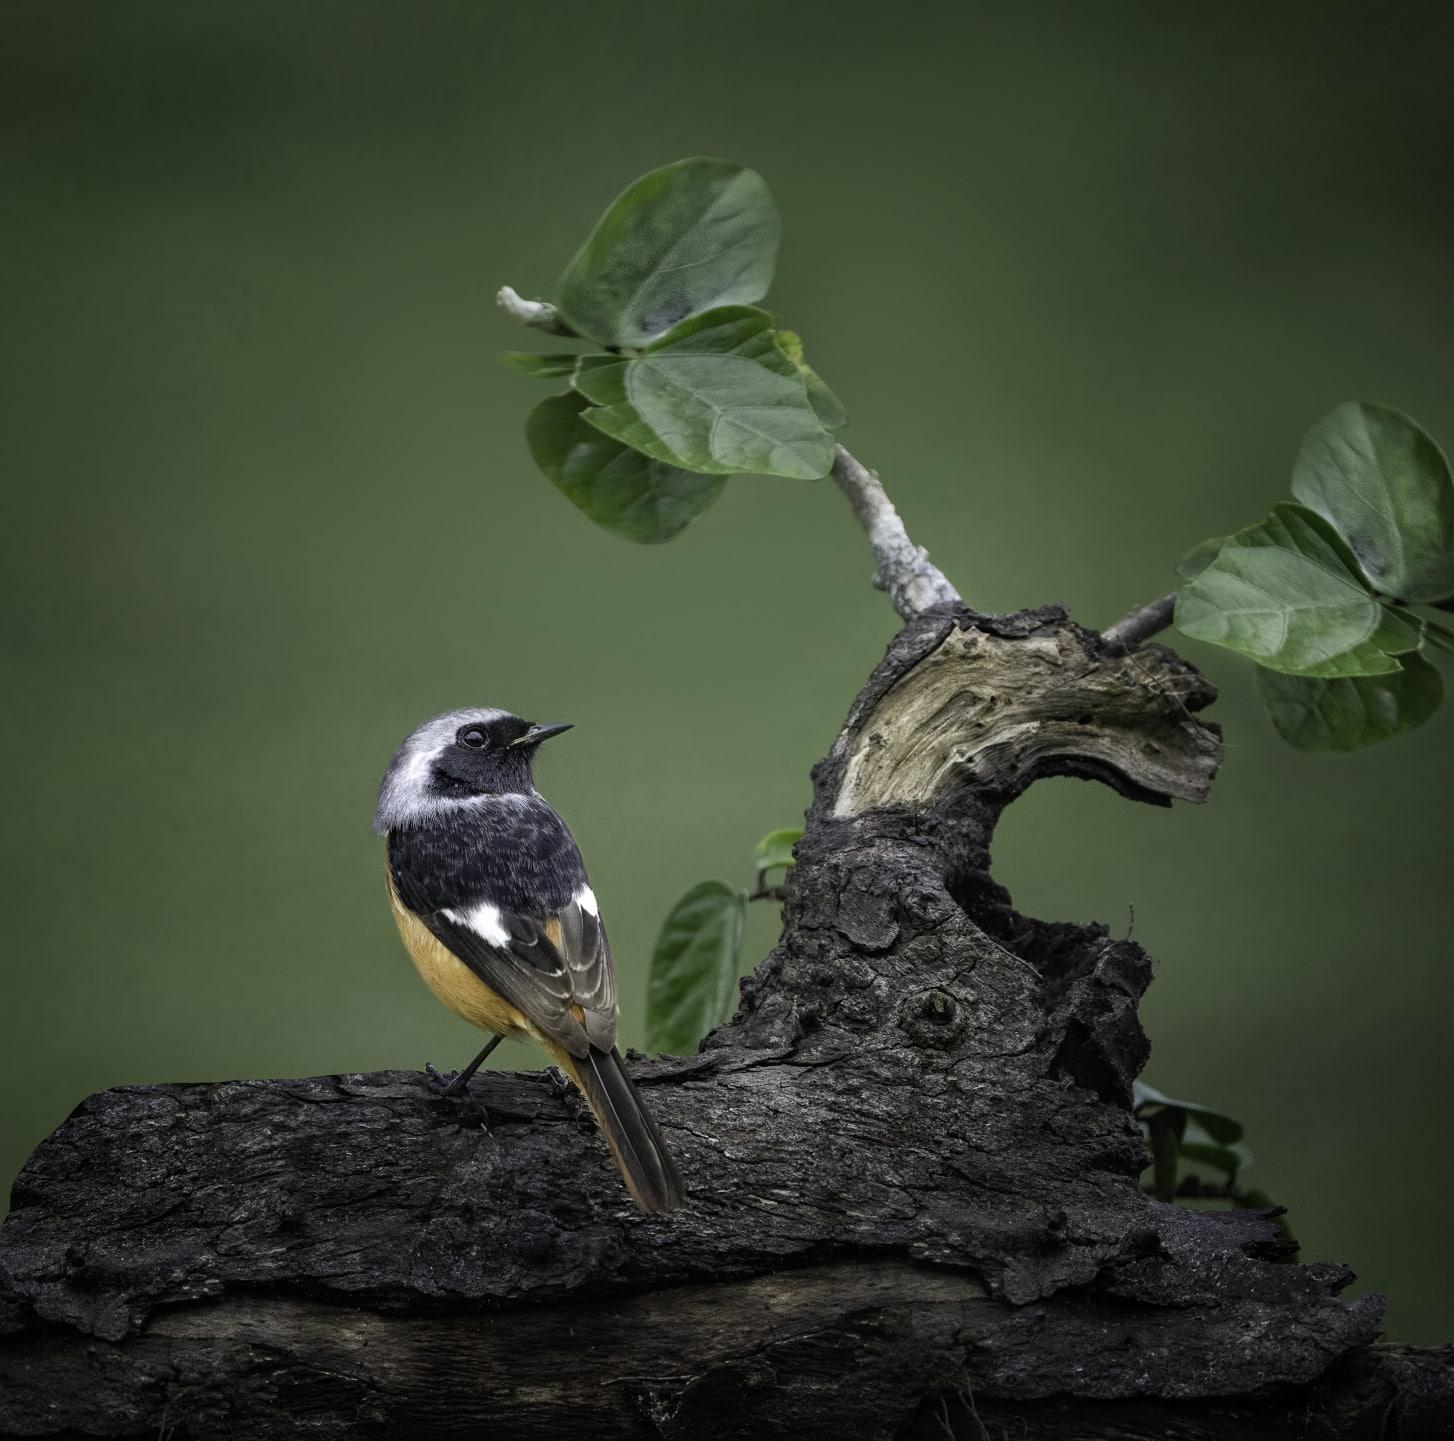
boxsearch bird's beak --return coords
[511,722,574,748]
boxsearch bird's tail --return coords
[554,1044,686,1213]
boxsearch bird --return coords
[373,707,685,1213]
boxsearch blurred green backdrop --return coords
[4,1,1452,1342]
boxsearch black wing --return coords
[388,799,618,1057]
[422,902,600,1057]
[554,890,616,1049]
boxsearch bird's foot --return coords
[423,1063,489,1129]
[424,1061,468,1098]
[546,1066,588,1121]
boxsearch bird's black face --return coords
[429,713,573,798]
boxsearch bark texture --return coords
[1,606,1449,1440]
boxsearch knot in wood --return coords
[898,988,967,1049]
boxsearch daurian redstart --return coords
[374,708,685,1213]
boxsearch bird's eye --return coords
[459,728,487,749]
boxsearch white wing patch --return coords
[443,901,511,949]
[575,885,599,917]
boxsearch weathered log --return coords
[2,606,1449,1439]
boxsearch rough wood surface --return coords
[2,606,1449,1440]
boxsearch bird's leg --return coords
[425,1034,504,1097]
[452,1034,505,1090]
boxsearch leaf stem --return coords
[1103,591,1177,649]
[829,446,962,620]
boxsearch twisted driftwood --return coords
[2,605,1451,1439]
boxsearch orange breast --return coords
[387,873,527,1038]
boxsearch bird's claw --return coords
[425,1062,466,1097]
[423,1062,489,1130]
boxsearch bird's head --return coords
[373,707,572,832]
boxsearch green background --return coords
[4,2,1452,1342]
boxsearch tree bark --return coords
[2,606,1449,1440]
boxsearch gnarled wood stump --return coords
[2,607,1450,1439]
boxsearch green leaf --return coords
[1256,652,1444,752]
[752,827,802,876]
[646,880,748,1055]
[1422,616,1454,654]
[1131,1079,1165,1109]
[658,305,787,355]
[1133,1082,1245,1144]
[1176,534,1231,582]
[498,351,580,379]
[775,328,806,366]
[1136,1085,1259,1203]
[1291,402,1454,603]
[572,309,834,480]
[556,157,781,348]
[1182,1117,1251,1179]
[1176,545,1397,676]
[1173,505,1421,677]
[1179,1122,1252,1182]
[775,328,848,431]
[1372,606,1424,655]
[1145,1111,1181,1202]
[1179,1142,1245,1180]
[526,392,724,544]
[1228,501,1370,578]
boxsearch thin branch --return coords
[830,446,962,620]
[496,285,575,336]
[1103,591,1176,650]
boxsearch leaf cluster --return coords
[1133,1081,1289,1238]
[644,826,801,1055]
[502,159,846,544]
[1174,403,1454,750]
